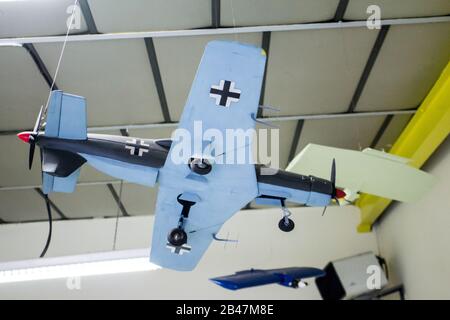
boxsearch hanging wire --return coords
[112,180,124,251]
[39,0,79,130]
[39,194,53,258]
[38,0,79,258]
[230,0,238,41]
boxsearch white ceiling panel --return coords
[154,33,262,121]
[88,0,211,33]
[264,28,378,116]
[345,0,450,20]
[221,0,339,27]
[356,22,450,111]
[0,0,88,38]
[295,116,386,155]
[49,185,118,219]
[119,183,157,216]
[0,189,56,222]
[35,39,164,127]
[0,134,42,187]
[374,114,412,151]
[0,46,49,131]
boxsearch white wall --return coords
[375,137,450,299]
[0,205,377,299]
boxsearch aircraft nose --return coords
[17,131,32,143]
[335,189,346,199]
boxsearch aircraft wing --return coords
[210,267,325,290]
[150,41,266,271]
[276,267,326,280]
[286,143,435,202]
[211,270,280,290]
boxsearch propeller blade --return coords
[28,142,35,170]
[322,206,327,216]
[33,105,44,133]
[331,158,336,185]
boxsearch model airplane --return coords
[210,267,325,290]
[17,40,432,271]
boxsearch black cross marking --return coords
[209,80,241,107]
[166,243,191,255]
[125,138,150,157]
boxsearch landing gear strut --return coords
[278,199,295,232]
[167,195,196,247]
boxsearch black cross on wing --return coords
[209,80,241,107]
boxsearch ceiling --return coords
[0,0,449,223]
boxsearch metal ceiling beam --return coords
[144,38,172,123]
[23,43,58,90]
[1,16,449,44]
[333,0,349,22]
[106,184,130,217]
[288,120,305,163]
[0,109,416,136]
[347,25,390,112]
[257,31,271,118]
[79,0,99,34]
[34,188,68,220]
[211,0,221,28]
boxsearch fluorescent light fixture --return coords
[0,42,22,47]
[0,249,160,284]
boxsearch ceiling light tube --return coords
[0,249,160,284]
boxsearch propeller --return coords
[17,105,44,170]
[322,158,346,216]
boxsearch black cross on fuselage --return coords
[125,138,150,157]
[210,80,241,107]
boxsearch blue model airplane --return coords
[211,267,326,290]
[17,41,346,271]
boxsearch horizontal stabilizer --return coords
[45,90,87,140]
[286,144,435,202]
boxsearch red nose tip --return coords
[17,131,32,143]
[335,189,346,199]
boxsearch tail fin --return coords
[42,90,87,193]
[45,90,87,140]
[43,170,81,194]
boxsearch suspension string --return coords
[112,180,124,251]
[230,0,238,41]
[40,0,79,130]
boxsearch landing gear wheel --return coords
[167,228,188,246]
[291,279,299,288]
[278,218,295,232]
[189,158,212,175]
